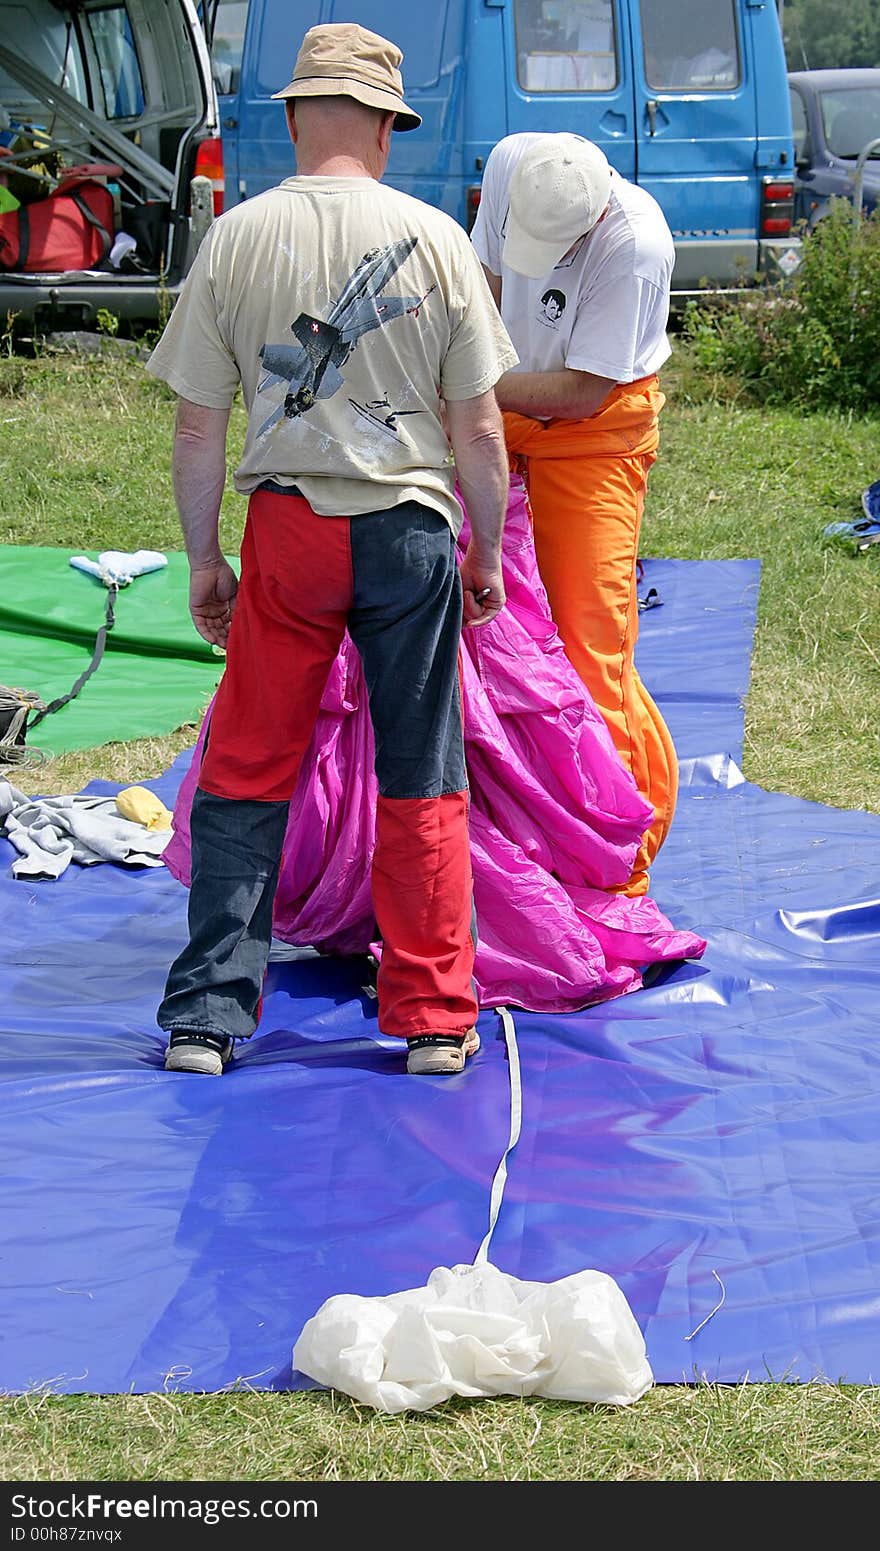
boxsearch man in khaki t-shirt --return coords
[148,22,516,1079]
[150,176,511,536]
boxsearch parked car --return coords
[0,0,223,330]
[788,68,880,228]
[215,0,801,301]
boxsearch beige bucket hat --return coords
[271,21,422,131]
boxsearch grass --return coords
[646,383,880,812]
[0,1383,878,1482]
[0,346,878,1482]
[0,350,248,557]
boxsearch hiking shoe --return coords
[406,1027,480,1075]
[164,1031,234,1076]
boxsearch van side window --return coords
[0,19,90,109]
[85,5,146,119]
[640,0,740,92]
[514,0,618,94]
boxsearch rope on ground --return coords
[474,1005,523,1265]
[684,1270,727,1341]
[0,686,48,768]
[28,584,118,728]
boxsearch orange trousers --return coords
[503,375,678,895]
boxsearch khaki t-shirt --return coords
[147,176,518,534]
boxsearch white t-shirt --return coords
[471,132,673,383]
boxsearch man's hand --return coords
[189,560,239,647]
[460,545,505,628]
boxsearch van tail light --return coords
[466,184,481,232]
[760,175,794,237]
[195,136,225,217]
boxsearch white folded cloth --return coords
[293,1260,653,1414]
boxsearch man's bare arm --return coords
[445,388,509,627]
[494,366,616,421]
[172,397,238,647]
[173,398,230,565]
[480,262,502,308]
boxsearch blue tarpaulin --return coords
[1,557,878,1393]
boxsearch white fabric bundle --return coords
[293,1260,653,1414]
[69,550,167,587]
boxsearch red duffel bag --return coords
[0,177,114,273]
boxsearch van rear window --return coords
[514,0,618,94]
[260,2,455,97]
[211,0,249,96]
[639,0,740,92]
[257,3,321,96]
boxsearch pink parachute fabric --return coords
[164,479,706,1011]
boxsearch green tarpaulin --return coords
[0,547,226,754]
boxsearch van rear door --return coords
[500,0,636,179]
[205,0,250,196]
[229,0,320,204]
[627,0,759,290]
[323,0,466,217]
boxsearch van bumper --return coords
[0,273,184,330]
[670,236,802,299]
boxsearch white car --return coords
[0,0,221,329]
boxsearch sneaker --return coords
[164,1030,234,1076]
[406,1027,480,1075]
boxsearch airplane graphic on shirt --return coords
[256,237,435,436]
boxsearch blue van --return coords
[208,0,799,297]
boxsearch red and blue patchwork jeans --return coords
[158,485,477,1043]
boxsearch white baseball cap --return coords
[503,134,613,278]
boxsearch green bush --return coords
[683,200,880,412]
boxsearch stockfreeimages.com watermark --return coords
[10,1492,317,1533]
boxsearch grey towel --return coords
[0,780,171,880]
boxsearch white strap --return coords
[474,1005,522,1265]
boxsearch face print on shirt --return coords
[537,288,567,329]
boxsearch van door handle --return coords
[222,115,238,129]
[646,99,658,136]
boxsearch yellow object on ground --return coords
[502,375,677,896]
[116,786,174,832]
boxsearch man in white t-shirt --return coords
[471,131,678,895]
